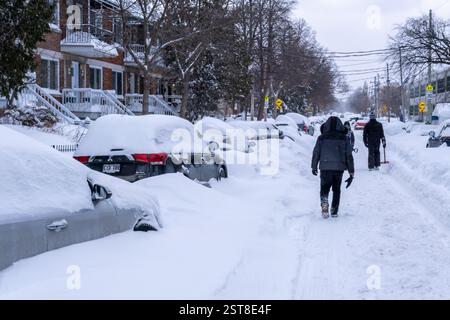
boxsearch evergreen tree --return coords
[0,0,52,107]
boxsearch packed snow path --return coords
[1,131,450,299]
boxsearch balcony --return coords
[61,24,119,58]
[124,44,165,67]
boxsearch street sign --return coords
[264,96,269,103]
[419,101,426,113]
[275,99,283,111]
[426,84,434,93]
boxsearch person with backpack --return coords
[311,117,355,219]
[363,112,386,171]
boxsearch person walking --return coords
[311,117,355,219]
[344,121,355,150]
[363,112,386,171]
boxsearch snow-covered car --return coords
[285,112,314,136]
[427,120,450,148]
[276,115,302,141]
[194,117,253,153]
[227,120,283,141]
[354,119,369,130]
[0,125,161,271]
[74,115,227,183]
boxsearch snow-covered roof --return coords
[75,115,204,156]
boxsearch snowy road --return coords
[1,128,450,299]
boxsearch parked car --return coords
[228,120,283,141]
[427,120,450,148]
[276,115,302,141]
[74,115,227,183]
[354,119,369,130]
[194,117,253,153]
[0,125,161,272]
[285,112,314,136]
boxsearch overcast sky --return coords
[292,0,450,98]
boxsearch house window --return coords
[40,58,59,90]
[89,67,102,89]
[437,78,446,94]
[112,71,123,96]
[48,0,59,26]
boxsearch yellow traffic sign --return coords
[419,101,426,113]
[264,96,269,103]
[426,84,434,93]
[275,99,283,108]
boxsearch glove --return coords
[383,140,387,148]
[312,169,318,176]
[345,175,354,189]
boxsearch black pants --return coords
[368,143,381,169]
[320,171,344,212]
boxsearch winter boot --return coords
[321,196,329,219]
[375,167,380,171]
[331,208,339,218]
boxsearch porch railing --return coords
[125,94,178,116]
[62,88,133,116]
[64,24,114,44]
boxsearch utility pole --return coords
[427,9,433,124]
[386,63,391,123]
[399,46,407,123]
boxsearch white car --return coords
[194,117,253,153]
[227,120,282,141]
[276,115,302,141]
[0,125,161,271]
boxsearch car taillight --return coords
[74,156,90,164]
[133,153,168,165]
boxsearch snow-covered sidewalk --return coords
[1,127,450,299]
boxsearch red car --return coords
[354,120,368,130]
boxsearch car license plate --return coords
[103,164,120,174]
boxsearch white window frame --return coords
[112,70,124,97]
[89,66,103,90]
[40,57,60,91]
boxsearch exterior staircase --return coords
[25,84,81,124]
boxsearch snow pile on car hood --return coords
[0,125,162,228]
[75,114,205,156]
[0,125,93,221]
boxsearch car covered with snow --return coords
[0,125,161,271]
[227,120,283,141]
[74,115,227,183]
[275,115,302,141]
[194,117,253,153]
[285,113,314,136]
[427,120,450,148]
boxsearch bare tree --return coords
[389,15,450,80]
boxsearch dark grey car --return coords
[427,122,450,148]
[0,179,157,272]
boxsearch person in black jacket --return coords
[344,121,355,150]
[363,113,386,171]
[311,117,355,219]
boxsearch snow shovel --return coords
[381,146,390,165]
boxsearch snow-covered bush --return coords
[1,105,58,128]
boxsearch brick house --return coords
[33,0,179,119]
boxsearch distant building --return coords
[406,66,450,121]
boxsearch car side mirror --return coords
[429,131,436,138]
[92,184,112,201]
[208,141,220,152]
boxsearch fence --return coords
[51,144,79,153]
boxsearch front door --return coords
[71,61,79,88]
